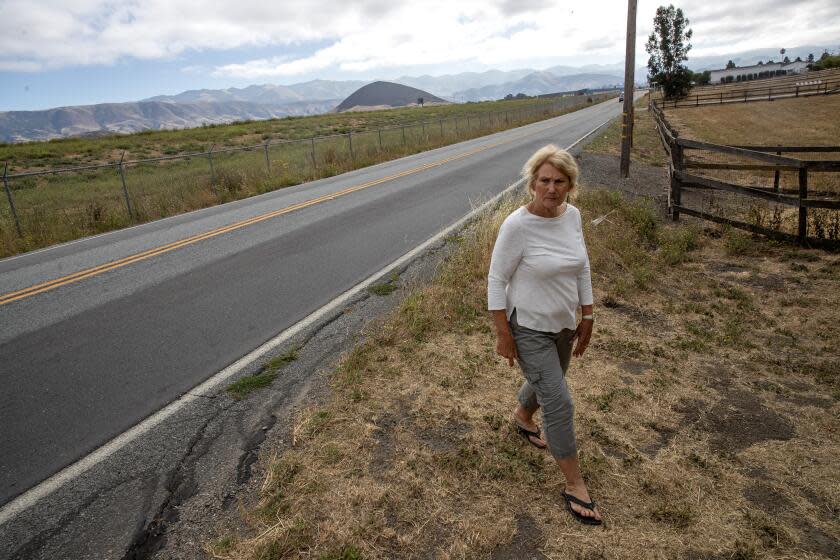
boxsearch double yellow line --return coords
[1,132,524,307]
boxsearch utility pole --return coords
[620,0,638,178]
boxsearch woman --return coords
[487,144,601,525]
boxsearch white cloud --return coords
[1,0,838,75]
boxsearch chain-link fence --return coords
[0,94,614,257]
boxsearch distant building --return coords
[710,60,809,84]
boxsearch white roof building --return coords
[710,60,809,83]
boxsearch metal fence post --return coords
[263,142,271,174]
[422,121,426,141]
[798,167,808,243]
[117,151,134,219]
[401,126,406,147]
[348,132,354,166]
[378,129,383,151]
[2,163,22,238]
[207,144,217,191]
[310,137,316,168]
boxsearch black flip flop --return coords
[562,491,603,526]
[515,423,547,449]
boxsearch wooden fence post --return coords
[263,143,271,174]
[773,149,781,192]
[671,141,683,221]
[310,137,316,169]
[348,132,354,166]
[798,167,808,243]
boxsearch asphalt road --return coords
[0,97,623,508]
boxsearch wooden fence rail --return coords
[648,98,840,246]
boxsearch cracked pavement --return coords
[0,236,452,560]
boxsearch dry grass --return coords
[665,94,840,147]
[210,187,840,559]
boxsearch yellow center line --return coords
[1,118,565,306]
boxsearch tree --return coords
[795,56,802,62]
[693,70,711,85]
[812,54,840,71]
[807,53,814,63]
[645,4,693,99]
[783,56,790,64]
[726,60,736,69]
[757,60,763,65]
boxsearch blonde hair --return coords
[521,144,579,198]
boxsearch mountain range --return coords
[2,44,834,143]
[0,66,632,143]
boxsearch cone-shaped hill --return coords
[335,81,448,112]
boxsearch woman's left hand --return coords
[572,319,593,357]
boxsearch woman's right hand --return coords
[496,331,518,367]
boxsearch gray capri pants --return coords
[510,310,577,460]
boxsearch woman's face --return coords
[532,162,571,211]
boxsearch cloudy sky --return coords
[1,0,839,111]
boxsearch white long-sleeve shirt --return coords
[487,205,593,332]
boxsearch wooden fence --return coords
[649,101,840,246]
[652,76,840,109]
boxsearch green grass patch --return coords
[266,347,299,371]
[225,348,298,399]
[226,371,278,400]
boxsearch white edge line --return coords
[0,122,606,527]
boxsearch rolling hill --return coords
[335,81,448,112]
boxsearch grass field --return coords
[208,182,839,559]
[665,94,840,147]
[0,94,612,258]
